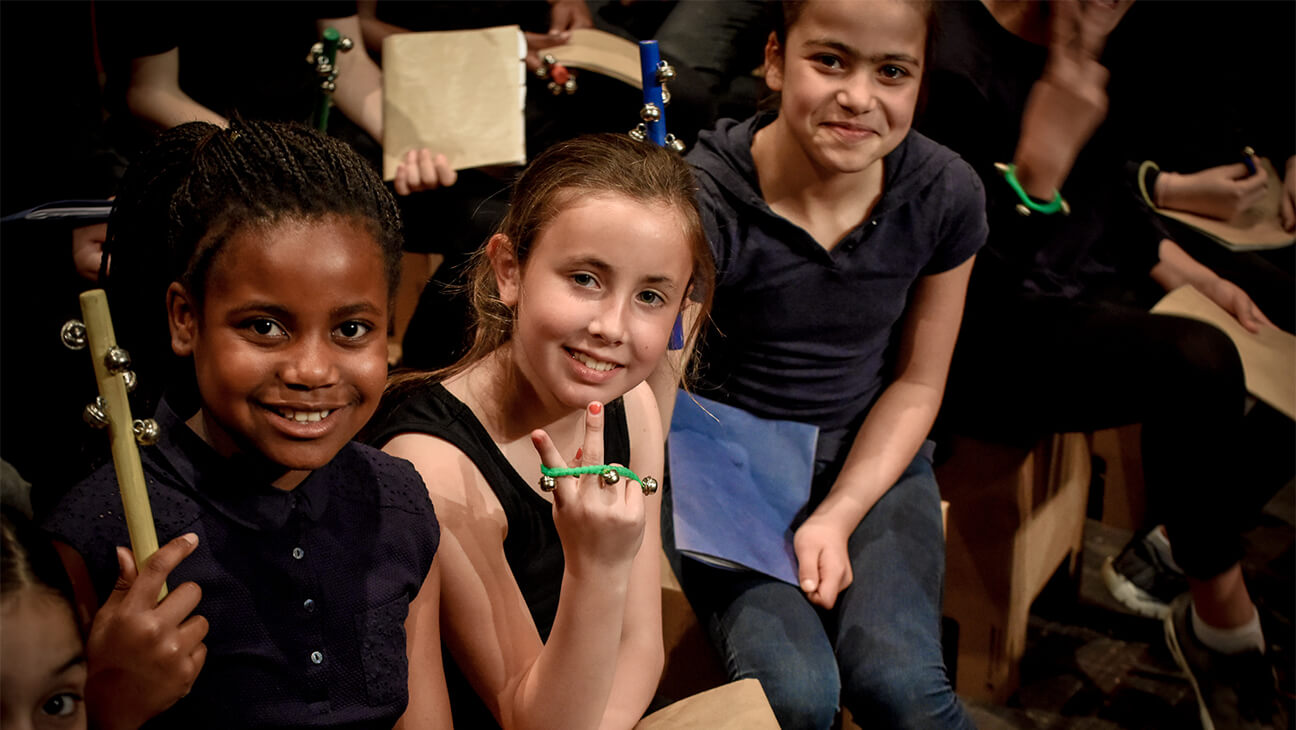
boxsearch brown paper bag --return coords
[381,26,526,179]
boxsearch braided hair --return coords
[104,119,403,417]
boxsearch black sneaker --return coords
[1102,528,1189,619]
[1163,595,1287,729]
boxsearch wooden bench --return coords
[656,551,730,710]
[938,432,1091,703]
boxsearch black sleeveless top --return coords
[364,382,631,729]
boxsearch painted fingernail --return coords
[588,402,601,415]
[575,448,583,461]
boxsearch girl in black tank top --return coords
[362,135,715,729]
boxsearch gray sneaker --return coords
[1102,528,1189,619]
[1163,594,1287,730]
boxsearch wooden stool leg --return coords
[940,433,1091,703]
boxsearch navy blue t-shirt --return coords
[43,399,439,729]
[687,113,987,465]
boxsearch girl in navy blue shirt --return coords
[44,120,445,729]
[660,1,986,727]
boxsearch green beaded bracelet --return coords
[994,162,1070,216]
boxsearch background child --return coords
[918,1,1287,725]
[2,507,88,730]
[659,1,986,727]
[363,133,714,729]
[40,119,445,729]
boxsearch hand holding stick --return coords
[65,289,166,600]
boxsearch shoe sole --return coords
[1101,556,1173,619]
[1163,608,1216,730]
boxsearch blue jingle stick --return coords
[1241,146,1257,177]
[632,40,687,351]
[669,314,685,351]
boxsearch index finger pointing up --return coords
[122,532,199,610]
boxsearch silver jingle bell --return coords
[628,124,647,142]
[103,346,132,374]
[83,397,109,429]
[640,476,659,496]
[655,61,676,84]
[338,36,355,52]
[121,370,138,393]
[563,77,577,94]
[665,134,686,154]
[133,418,161,446]
[601,468,620,486]
[61,320,87,350]
[639,103,661,123]
[539,474,557,492]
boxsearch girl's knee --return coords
[757,668,841,730]
[842,663,966,729]
[1163,317,1245,391]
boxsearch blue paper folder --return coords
[669,391,818,586]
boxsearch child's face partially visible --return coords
[0,591,87,730]
[497,194,693,411]
[169,216,389,487]
[766,0,926,176]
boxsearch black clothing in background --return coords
[920,1,1164,305]
[1104,1,1295,173]
[96,1,359,157]
[0,1,125,507]
[918,1,1285,580]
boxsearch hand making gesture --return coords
[1014,0,1133,197]
[531,402,648,576]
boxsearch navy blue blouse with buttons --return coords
[43,398,440,729]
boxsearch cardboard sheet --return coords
[1152,158,1296,252]
[1151,285,1295,419]
[381,26,526,179]
[637,679,780,729]
[548,28,642,88]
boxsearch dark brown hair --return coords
[1,508,79,625]
[385,133,714,397]
[767,0,938,111]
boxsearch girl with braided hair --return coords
[42,119,448,729]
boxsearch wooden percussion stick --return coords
[79,289,166,600]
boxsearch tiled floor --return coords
[964,482,1295,728]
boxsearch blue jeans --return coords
[663,447,972,730]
